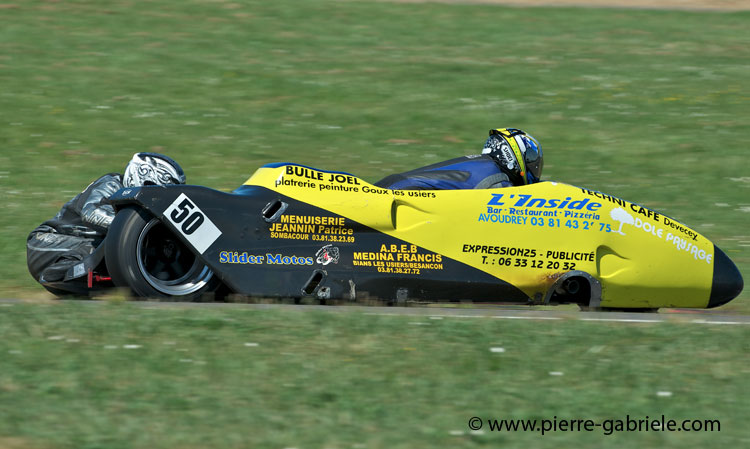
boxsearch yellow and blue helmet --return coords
[482,128,543,185]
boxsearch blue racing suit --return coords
[375,155,514,190]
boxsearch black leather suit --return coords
[26,173,123,283]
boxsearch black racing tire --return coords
[105,206,219,301]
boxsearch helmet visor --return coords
[521,134,543,183]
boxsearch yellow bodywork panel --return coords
[245,164,714,308]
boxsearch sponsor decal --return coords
[316,245,340,266]
[275,165,436,198]
[480,194,603,226]
[609,208,633,235]
[582,188,697,241]
[481,192,702,248]
[219,252,314,265]
[497,141,518,171]
[462,245,537,258]
[609,208,711,263]
[269,214,355,243]
[282,165,362,185]
[219,252,265,264]
[487,193,603,212]
[266,253,314,265]
[480,193,619,233]
[545,250,595,262]
[483,137,518,171]
[461,243,592,271]
[353,244,444,275]
[581,188,628,208]
[360,186,435,198]
[402,190,436,198]
[666,234,711,262]
[663,217,698,241]
[610,207,665,238]
[361,185,390,195]
[275,165,362,193]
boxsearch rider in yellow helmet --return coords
[375,128,543,190]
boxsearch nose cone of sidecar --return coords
[708,245,744,308]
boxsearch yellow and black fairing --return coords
[107,163,743,307]
[238,163,742,308]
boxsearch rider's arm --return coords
[79,174,123,230]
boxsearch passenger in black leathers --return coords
[26,153,185,287]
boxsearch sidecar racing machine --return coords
[46,163,743,310]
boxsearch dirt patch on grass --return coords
[384,0,750,11]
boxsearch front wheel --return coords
[105,207,219,300]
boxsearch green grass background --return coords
[1,302,749,449]
[1,3,749,446]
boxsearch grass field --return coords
[1,302,748,449]
[1,1,749,448]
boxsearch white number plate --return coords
[163,193,222,254]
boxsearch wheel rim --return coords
[136,219,214,296]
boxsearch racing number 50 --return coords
[163,193,222,254]
[170,198,205,235]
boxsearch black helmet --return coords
[123,153,186,187]
[482,128,543,185]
